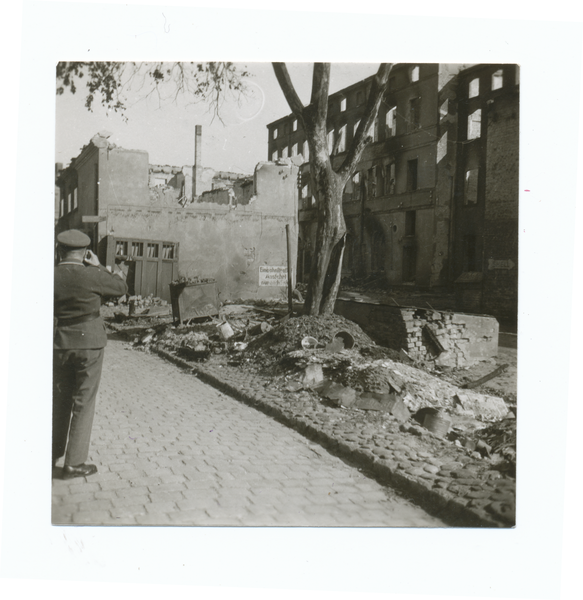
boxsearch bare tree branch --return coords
[310,63,331,125]
[338,63,393,182]
[272,63,305,116]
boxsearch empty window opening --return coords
[147,243,159,258]
[73,188,78,210]
[375,165,384,196]
[464,234,478,271]
[411,66,420,82]
[407,159,418,191]
[291,143,298,157]
[131,242,144,257]
[353,119,361,139]
[371,231,386,272]
[340,97,347,111]
[439,99,449,119]
[282,146,289,159]
[60,197,65,217]
[116,241,128,256]
[409,97,421,130]
[386,107,396,137]
[67,193,72,213]
[162,244,175,260]
[492,69,503,91]
[272,128,278,140]
[337,125,347,153]
[467,109,482,140]
[464,169,479,204]
[469,78,480,98]
[402,245,416,282]
[292,119,297,132]
[371,117,380,142]
[367,167,376,198]
[271,150,277,161]
[385,163,396,195]
[353,172,361,201]
[303,140,309,161]
[405,210,416,236]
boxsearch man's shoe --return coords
[62,464,98,480]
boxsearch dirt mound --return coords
[242,314,378,373]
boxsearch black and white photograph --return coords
[52,60,518,528]
[3,2,582,599]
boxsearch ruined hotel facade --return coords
[267,63,519,326]
[55,127,299,304]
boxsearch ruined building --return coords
[267,63,519,327]
[55,129,299,303]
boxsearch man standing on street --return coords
[53,229,128,480]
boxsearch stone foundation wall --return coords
[335,299,498,367]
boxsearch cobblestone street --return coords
[52,338,445,527]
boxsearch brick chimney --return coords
[193,125,202,199]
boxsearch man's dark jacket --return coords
[54,262,128,349]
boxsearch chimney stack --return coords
[193,125,202,198]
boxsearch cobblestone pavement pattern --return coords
[52,339,446,526]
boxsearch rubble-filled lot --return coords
[104,297,517,526]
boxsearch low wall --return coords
[335,299,498,367]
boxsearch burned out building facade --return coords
[55,131,299,304]
[267,63,519,326]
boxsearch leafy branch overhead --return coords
[56,62,251,120]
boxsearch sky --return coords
[55,62,380,175]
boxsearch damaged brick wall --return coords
[482,87,519,326]
[335,299,498,367]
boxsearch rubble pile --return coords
[105,303,516,478]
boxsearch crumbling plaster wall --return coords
[103,161,299,302]
[335,299,498,367]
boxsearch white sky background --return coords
[3,2,583,600]
[55,62,380,173]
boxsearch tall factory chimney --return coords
[193,125,202,199]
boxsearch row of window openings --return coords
[299,160,416,205]
[272,66,423,142]
[300,163,479,205]
[59,188,78,217]
[468,69,504,99]
[274,100,484,163]
[272,104,410,162]
[273,67,501,146]
[115,241,176,260]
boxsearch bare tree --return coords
[272,63,393,314]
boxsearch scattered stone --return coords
[423,464,440,474]
[302,364,324,388]
[320,380,357,408]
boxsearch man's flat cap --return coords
[56,229,91,249]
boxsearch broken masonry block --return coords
[389,398,411,423]
[422,324,445,356]
[302,363,324,388]
[320,380,357,407]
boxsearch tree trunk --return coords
[272,62,393,316]
[302,141,347,315]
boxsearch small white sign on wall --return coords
[259,266,288,286]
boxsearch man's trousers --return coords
[53,348,105,466]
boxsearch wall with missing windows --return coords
[481,85,519,324]
[57,133,299,302]
[100,160,299,302]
